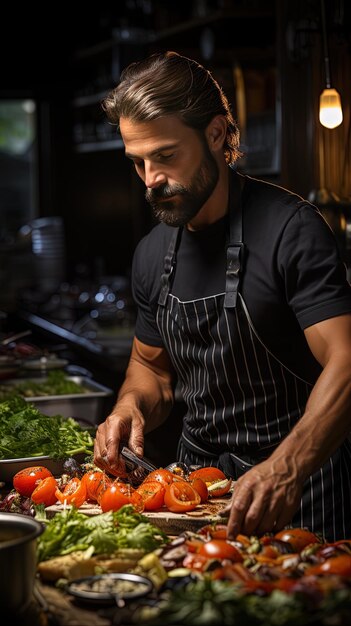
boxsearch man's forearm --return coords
[270,353,351,480]
[114,356,174,433]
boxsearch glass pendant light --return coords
[319,0,343,129]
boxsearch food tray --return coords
[0,453,87,483]
[1,376,113,425]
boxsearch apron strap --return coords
[224,170,244,309]
[158,227,183,306]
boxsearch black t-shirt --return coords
[132,172,351,383]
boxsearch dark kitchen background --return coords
[1,0,350,462]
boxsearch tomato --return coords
[13,466,53,497]
[188,467,232,497]
[81,470,112,502]
[182,553,209,572]
[207,478,232,497]
[164,481,201,513]
[189,467,227,483]
[305,554,351,577]
[274,528,321,553]
[199,523,228,540]
[99,481,144,513]
[55,477,87,508]
[143,468,175,489]
[136,480,165,511]
[198,539,243,562]
[31,476,58,506]
[189,477,208,503]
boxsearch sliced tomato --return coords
[198,523,228,540]
[188,467,232,497]
[182,552,209,572]
[55,477,87,508]
[81,470,112,502]
[198,539,243,562]
[274,528,321,552]
[136,480,165,511]
[164,481,201,513]
[143,468,175,489]
[305,554,351,577]
[189,477,208,503]
[13,466,53,497]
[207,478,232,497]
[31,476,58,506]
[99,481,144,513]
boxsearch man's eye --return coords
[159,153,174,161]
[133,160,144,169]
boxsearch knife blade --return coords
[120,446,158,473]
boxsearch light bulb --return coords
[319,88,343,129]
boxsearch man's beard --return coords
[145,144,219,227]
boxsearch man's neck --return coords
[187,164,230,231]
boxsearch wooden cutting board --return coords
[45,496,231,534]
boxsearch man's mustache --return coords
[145,183,186,204]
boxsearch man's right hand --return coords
[94,401,145,476]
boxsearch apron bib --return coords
[156,172,351,541]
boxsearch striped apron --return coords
[156,174,351,541]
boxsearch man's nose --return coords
[144,162,166,189]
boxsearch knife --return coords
[120,446,158,473]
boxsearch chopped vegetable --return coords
[0,396,93,459]
[37,504,168,562]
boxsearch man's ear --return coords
[205,115,227,152]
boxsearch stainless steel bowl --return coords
[0,512,43,614]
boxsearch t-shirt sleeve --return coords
[277,204,351,329]
[131,239,165,347]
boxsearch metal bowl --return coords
[0,453,86,484]
[66,572,154,605]
[0,512,43,614]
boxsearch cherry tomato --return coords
[198,539,243,562]
[81,470,112,502]
[143,468,175,489]
[99,481,144,513]
[55,477,87,508]
[189,477,208,503]
[188,467,232,497]
[31,476,58,506]
[164,481,201,513]
[13,466,53,497]
[274,528,321,552]
[305,554,351,577]
[136,480,165,511]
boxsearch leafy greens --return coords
[0,396,93,459]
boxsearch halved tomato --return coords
[164,481,201,513]
[189,477,208,503]
[55,477,87,508]
[274,528,321,552]
[99,481,144,513]
[31,476,58,506]
[81,470,112,502]
[13,466,53,498]
[188,467,232,497]
[198,539,243,562]
[136,480,165,511]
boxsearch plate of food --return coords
[66,572,154,605]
